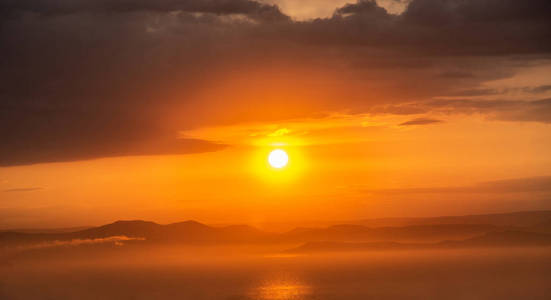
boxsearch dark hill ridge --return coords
[0,220,272,247]
[71,220,268,243]
[2,210,551,249]
[281,223,503,243]
[442,230,551,247]
[529,219,551,234]
[357,210,551,227]
[75,220,162,239]
[288,231,551,253]
[1,221,503,247]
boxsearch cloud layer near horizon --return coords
[1,0,551,166]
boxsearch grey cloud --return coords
[524,85,551,94]
[437,71,474,79]
[427,98,551,123]
[1,0,551,166]
[0,133,226,167]
[299,0,551,55]
[496,98,551,123]
[336,0,390,16]
[373,98,551,123]
[399,118,442,126]
[366,176,551,195]
[450,89,499,97]
[1,0,289,21]
[1,11,233,166]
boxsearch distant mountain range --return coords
[288,231,551,253]
[355,210,551,227]
[2,210,551,252]
[0,220,269,247]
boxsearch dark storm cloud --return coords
[297,0,551,55]
[1,0,289,21]
[399,118,442,126]
[0,9,235,167]
[1,0,551,166]
[336,0,390,15]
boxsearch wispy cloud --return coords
[15,236,145,251]
[364,176,551,195]
[3,187,43,193]
[399,118,443,126]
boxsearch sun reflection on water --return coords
[251,277,311,300]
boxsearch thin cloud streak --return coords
[3,187,43,193]
[364,176,551,195]
[399,118,443,126]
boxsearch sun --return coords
[268,149,289,169]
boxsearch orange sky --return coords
[2,110,551,229]
[1,0,551,229]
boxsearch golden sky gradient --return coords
[1,0,551,229]
[3,110,550,228]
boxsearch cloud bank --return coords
[1,0,550,165]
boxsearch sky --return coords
[1,0,551,229]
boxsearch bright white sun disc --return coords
[268,149,288,168]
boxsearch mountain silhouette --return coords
[441,230,551,247]
[288,230,551,253]
[280,223,502,243]
[0,220,271,247]
[356,210,551,227]
[2,210,551,251]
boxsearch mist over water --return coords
[2,247,550,300]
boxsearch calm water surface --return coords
[1,247,550,299]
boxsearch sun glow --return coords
[252,145,306,184]
[268,149,289,169]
